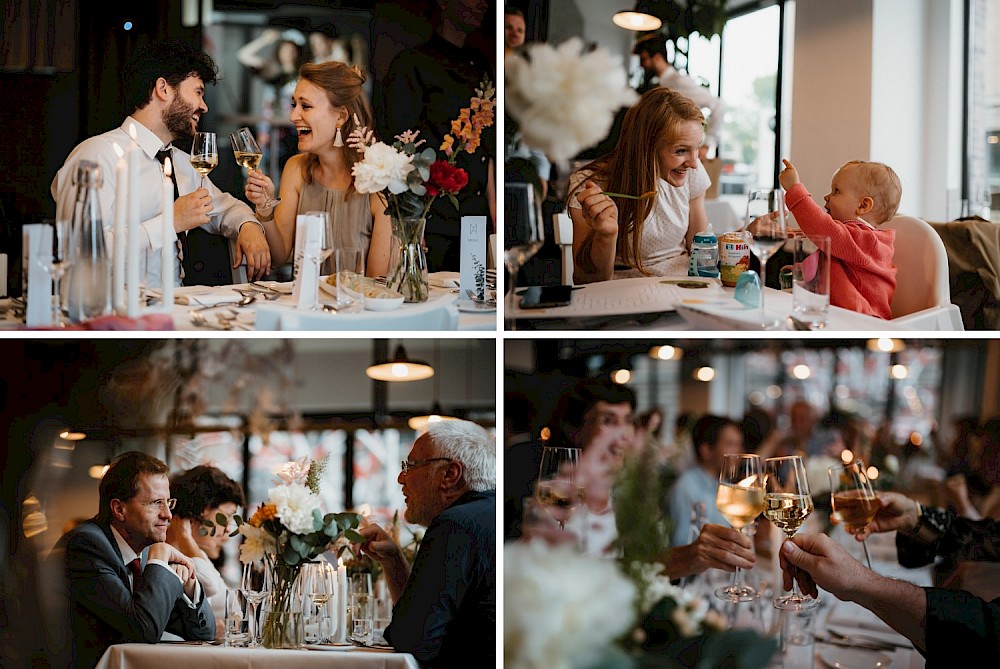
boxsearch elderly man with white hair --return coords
[355,419,495,668]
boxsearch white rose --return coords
[268,483,321,535]
[351,142,412,194]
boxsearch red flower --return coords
[425,160,469,196]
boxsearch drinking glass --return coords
[828,460,879,570]
[334,247,365,313]
[190,132,218,189]
[48,219,73,327]
[745,188,787,329]
[240,562,268,647]
[534,446,584,531]
[301,561,336,643]
[764,455,818,610]
[224,588,249,647]
[347,573,373,644]
[791,236,830,330]
[504,182,544,330]
[715,453,765,602]
[231,126,281,208]
[302,211,334,311]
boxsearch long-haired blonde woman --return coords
[246,61,390,277]
[567,88,711,284]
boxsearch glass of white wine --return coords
[745,188,787,329]
[534,446,584,531]
[764,455,819,610]
[301,561,336,643]
[231,126,281,208]
[829,460,879,570]
[190,131,218,189]
[715,453,765,602]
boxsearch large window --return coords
[973,0,1000,220]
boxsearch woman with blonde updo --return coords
[246,61,390,277]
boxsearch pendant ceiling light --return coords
[366,343,434,382]
[408,341,457,430]
[612,4,662,31]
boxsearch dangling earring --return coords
[334,125,344,148]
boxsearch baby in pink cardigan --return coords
[779,159,899,319]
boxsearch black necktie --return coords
[155,148,189,282]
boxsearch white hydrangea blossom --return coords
[267,482,321,535]
[505,541,636,669]
[505,38,639,164]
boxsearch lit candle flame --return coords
[163,156,172,178]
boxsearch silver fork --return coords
[466,289,496,305]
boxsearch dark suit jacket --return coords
[50,519,214,668]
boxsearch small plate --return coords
[819,647,892,669]
[319,276,404,311]
[456,299,496,313]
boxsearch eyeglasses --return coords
[140,498,177,512]
[400,458,452,474]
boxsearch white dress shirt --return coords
[51,117,261,289]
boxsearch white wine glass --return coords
[504,182,544,331]
[715,453,765,602]
[745,188,787,329]
[190,131,218,189]
[301,561,336,643]
[533,446,584,531]
[48,219,74,327]
[231,126,281,208]
[240,562,268,648]
[764,455,818,610]
[302,211,334,311]
[829,460,879,570]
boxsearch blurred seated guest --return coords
[633,33,724,157]
[523,380,756,580]
[568,88,710,283]
[742,406,780,458]
[166,465,246,638]
[504,5,527,55]
[778,158,898,319]
[782,491,1000,662]
[51,39,273,286]
[355,420,495,668]
[379,0,494,272]
[669,415,744,548]
[245,61,390,277]
[781,399,843,458]
[49,452,214,669]
[503,390,541,542]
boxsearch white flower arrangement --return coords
[628,561,726,638]
[504,541,636,669]
[505,37,639,164]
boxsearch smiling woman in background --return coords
[567,88,711,284]
[245,61,391,278]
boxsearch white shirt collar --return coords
[119,116,168,161]
[110,524,140,566]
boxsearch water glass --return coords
[224,588,249,647]
[791,236,830,329]
[781,608,816,669]
[373,595,392,646]
[349,591,374,646]
[335,247,365,313]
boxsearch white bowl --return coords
[365,295,405,312]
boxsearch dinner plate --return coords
[819,647,892,669]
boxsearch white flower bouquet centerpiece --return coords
[505,37,639,165]
[348,78,495,302]
[232,457,363,649]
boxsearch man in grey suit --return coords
[51,451,215,668]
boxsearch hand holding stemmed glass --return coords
[504,182,544,330]
[828,460,880,570]
[190,132,218,189]
[764,455,818,610]
[715,453,765,602]
[533,446,585,531]
[745,188,788,329]
[233,126,281,210]
[240,562,268,648]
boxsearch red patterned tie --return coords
[128,558,142,590]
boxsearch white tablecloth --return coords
[94,642,420,669]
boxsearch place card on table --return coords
[22,223,53,326]
[460,216,488,300]
[292,214,321,309]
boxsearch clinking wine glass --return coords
[240,562,268,648]
[504,182,544,331]
[231,126,281,208]
[745,188,787,330]
[534,446,584,531]
[829,460,879,570]
[190,131,218,189]
[715,453,765,602]
[764,455,819,610]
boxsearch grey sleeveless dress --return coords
[297,180,374,274]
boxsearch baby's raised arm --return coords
[778,159,801,191]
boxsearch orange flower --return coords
[440,135,455,155]
[249,503,278,527]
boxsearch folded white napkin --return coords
[151,286,245,306]
[429,272,461,289]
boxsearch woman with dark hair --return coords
[568,87,711,283]
[245,61,391,277]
